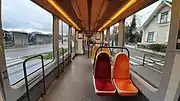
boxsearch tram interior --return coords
[0,0,180,101]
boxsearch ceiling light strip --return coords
[98,0,137,31]
[48,0,81,30]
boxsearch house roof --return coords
[139,0,172,31]
[8,31,28,35]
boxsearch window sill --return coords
[130,70,158,91]
[146,41,156,43]
[158,23,170,27]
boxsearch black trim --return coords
[143,54,164,71]
[93,46,130,67]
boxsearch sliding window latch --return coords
[2,70,8,79]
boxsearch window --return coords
[72,28,75,52]
[160,11,168,24]
[59,20,68,55]
[124,1,171,89]
[147,32,155,42]
[2,0,53,86]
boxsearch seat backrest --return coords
[102,48,111,56]
[113,52,130,79]
[91,45,99,61]
[94,52,111,79]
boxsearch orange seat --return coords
[93,52,115,96]
[112,52,138,96]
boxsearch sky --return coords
[125,1,161,27]
[2,0,69,35]
[110,0,172,34]
[2,0,171,34]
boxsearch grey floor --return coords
[42,55,141,101]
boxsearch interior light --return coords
[48,0,81,30]
[98,0,137,31]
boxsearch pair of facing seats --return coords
[91,45,111,64]
[93,51,138,96]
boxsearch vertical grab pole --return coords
[88,42,90,58]
[91,45,93,58]
[71,46,72,59]
[41,55,46,95]
[68,46,70,62]
[57,49,60,78]
[62,48,64,72]
[143,54,146,66]
[23,61,30,101]
[23,54,46,101]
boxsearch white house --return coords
[140,0,172,45]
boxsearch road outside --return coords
[5,42,69,58]
[4,42,70,85]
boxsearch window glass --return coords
[59,21,68,55]
[2,0,53,86]
[63,23,69,50]
[160,11,168,24]
[147,32,155,42]
[122,0,171,89]
[72,28,75,52]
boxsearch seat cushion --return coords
[112,53,130,79]
[94,52,111,79]
[114,79,138,96]
[95,79,115,91]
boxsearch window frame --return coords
[2,0,54,86]
[160,11,169,24]
[147,32,155,42]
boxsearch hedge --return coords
[137,44,167,52]
[148,44,167,52]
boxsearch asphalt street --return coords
[5,42,69,58]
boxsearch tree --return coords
[130,15,136,29]
[124,25,130,43]
[111,26,118,46]
[129,14,136,43]
[114,14,142,44]
[124,14,142,43]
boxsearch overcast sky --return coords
[125,1,160,27]
[2,0,69,34]
[2,0,171,34]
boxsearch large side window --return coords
[2,0,53,86]
[123,1,171,89]
[59,21,68,54]
[72,28,75,52]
